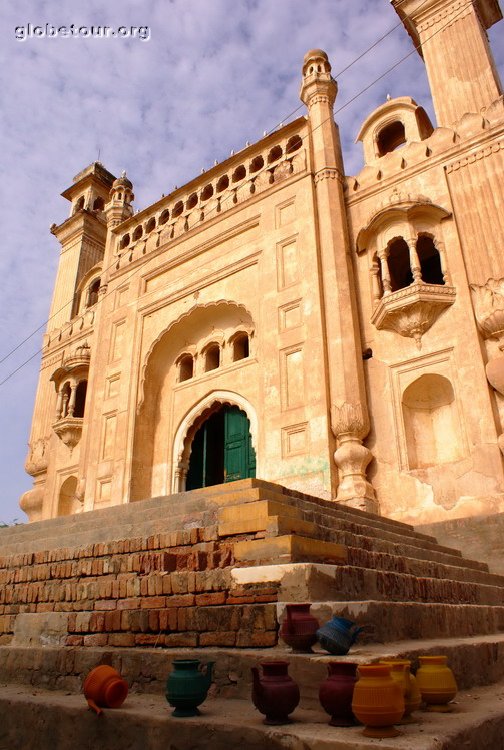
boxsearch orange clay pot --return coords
[380,660,421,720]
[352,664,404,738]
[415,655,457,712]
[83,665,129,715]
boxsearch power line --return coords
[0,0,471,388]
[0,4,430,371]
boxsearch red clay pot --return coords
[251,660,300,725]
[83,665,128,715]
[319,661,358,726]
[280,603,319,652]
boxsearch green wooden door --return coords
[224,406,256,483]
[186,406,256,490]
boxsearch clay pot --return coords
[380,660,421,719]
[251,660,300,725]
[165,659,215,717]
[83,665,128,715]
[280,603,319,653]
[317,616,363,656]
[352,664,405,738]
[319,661,358,726]
[415,655,457,712]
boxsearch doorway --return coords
[186,405,256,490]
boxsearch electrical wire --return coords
[0,0,475,387]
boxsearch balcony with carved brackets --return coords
[50,342,90,451]
[371,280,456,348]
[357,193,456,347]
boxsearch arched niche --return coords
[131,301,255,501]
[402,374,462,469]
[58,476,79,516]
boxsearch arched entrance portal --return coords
[186,405,256,490]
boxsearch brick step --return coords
[290,517,489,573]
[344,545,504,587]
[278,600,504,643]
[231,561,504,606]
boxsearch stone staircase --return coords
[1,479,504,748]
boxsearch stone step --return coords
[1,679,504,750]
[2,633,504,709]
[230,558,504,605]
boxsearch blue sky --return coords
[0,0,503,523]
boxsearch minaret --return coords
[48,162,115,330]
[300,50,377,513]
[392,0,503,127]
[105,171,135,228]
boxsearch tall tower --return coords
[300,50,377,513]
[49,162,115,328]
[392,0,503,127]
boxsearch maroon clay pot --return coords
[251,660,300,725]
[280,603,319,653]
[319,661,358,726]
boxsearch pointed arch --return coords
[171,390,258,493]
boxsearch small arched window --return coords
[133,225,143,242]
[249,155,264,173]
[74,196,85,213]
[268,145,283,164]
[286,135,302,154]
[74,380,87,418]
[201,184,214,201]
[186,193,198,210]
[232,165,246,183]
[173,201,184,218]
[204,344,220,372]
[120,234,130,249]
[417,235,444,285]
[377,121,406,156]
[178,354,194,382]
[93,196,105,211]
[388,238,413,292]
[159,209,170,225]
[232,333,249,361]
[216,175,229,193]
[145,217,156,233]
[87,278,101,308]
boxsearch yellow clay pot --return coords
[380,659,421,718]
[415,655,457,712]
[352,664,405,738]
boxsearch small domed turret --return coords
[106,170,134,226]
[302,49,332,77]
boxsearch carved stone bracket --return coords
[371,282,456,348]
[470,277,504,341]
[330,402,378,514]
[25,438,49,476]
[314,167,345,186]
[471,278,504,453]
[52,417,83,452]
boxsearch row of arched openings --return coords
[178,332,250,383]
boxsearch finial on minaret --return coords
[105,171,135,226]
[300,49,337,108]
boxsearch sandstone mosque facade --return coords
[21,0,504,527]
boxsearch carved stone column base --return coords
[333,436,379,515]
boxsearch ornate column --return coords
[67,384,77,417]
[371,258,383,307]
[55,388,64,420]
[378,248,392,295]
[300,49,378,513]
[407,236,422,282]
